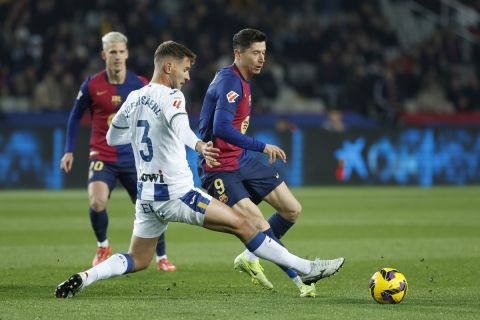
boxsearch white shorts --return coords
[133,187,212,238]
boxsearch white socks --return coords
[252,236,312,275]
[82,253,130,286]
[242,249,259,262]
[156,255,167,262]
[97,239,109,248]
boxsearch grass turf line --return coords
[0,187,479,319]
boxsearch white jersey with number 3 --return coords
[111,83,195,200]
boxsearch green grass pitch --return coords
[0,187,479,319]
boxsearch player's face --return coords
[236,41,266,79]
[102,42,128,73]
[169,57,192,90]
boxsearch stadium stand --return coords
[0,0,479,124]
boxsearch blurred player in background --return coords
[198,28,344,297]
[55,40,343,299]
[60,31,176,271]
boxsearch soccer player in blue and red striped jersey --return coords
[60,32,176,271]
[198,29,344,297]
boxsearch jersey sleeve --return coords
[111,101,129,129]
[171,114,200,151]
[214,74,243,115]
[163,90,187,126]
[161,90,199,150]
[213,108,265,152]
[212,75,265,152]
[64,78,92,152]
[107,99,130,146]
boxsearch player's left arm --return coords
[171,115,220,166]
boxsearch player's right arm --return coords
[60,79,92,173]
[167,91,220,167]
[106,102,130,146]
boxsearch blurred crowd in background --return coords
[1,0,480,121]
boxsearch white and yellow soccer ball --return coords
[369,268,408,304]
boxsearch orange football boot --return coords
[92,246,112,266]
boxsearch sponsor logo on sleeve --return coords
[226,91,239,103]
[172,98,183,109]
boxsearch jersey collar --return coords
[232,64,249,82]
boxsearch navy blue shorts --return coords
[200,157,283,206]
[88,160,137,201]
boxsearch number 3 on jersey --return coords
[137,120,153,162]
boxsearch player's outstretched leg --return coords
[55,253,134,299]
[55,274,84,298]
[301,257,345,285]
[246,233,345,288]
[204,198,344,295]
[55,237,157,299]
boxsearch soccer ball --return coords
[369,268,408,304]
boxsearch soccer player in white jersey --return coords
[55,41,344,299]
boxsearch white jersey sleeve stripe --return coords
[169,112,188,126]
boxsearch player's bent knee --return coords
[129,255,151,272]
[89,198,107,212]
[280,201,302,222]
[234,216,258,242]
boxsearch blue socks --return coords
[245,232,267,252]
[122,253,135,273]
[155,233,166,257]
[89,208,108,242]
[268,212,294,239]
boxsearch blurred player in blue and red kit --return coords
[60,31,176,271]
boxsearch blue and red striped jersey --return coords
[64,70,148,164]
[198,65,265,171]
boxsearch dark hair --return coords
[154,41,197,65]
[233,28,267,51]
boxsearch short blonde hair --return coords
[102,32,128,48]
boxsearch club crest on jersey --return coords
[111,95,122,107]
[241,116,250,134]
[226,91,239,103]
[218,193,229,204]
